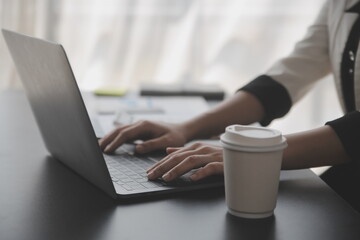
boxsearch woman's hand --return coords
[99,120,188,154]
[147,142,224,182]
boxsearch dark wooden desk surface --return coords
[1,90,360,240]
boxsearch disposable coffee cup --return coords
[220,125,287,219]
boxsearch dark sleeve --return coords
[326,111,360,161]
[238,75,292,126]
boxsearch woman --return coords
[99,0,360,211]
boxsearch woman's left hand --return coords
[147,142,224,182]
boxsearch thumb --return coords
[135,136,172,154]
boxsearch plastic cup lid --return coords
[220,125,287,152]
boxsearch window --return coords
[1,0,339,135]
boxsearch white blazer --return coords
[266,0,360,112]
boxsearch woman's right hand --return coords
[147,142,224,182]
[98,120,188,154]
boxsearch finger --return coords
[161,154,214,182]
[147,143,220,173]
[146,147,186,173]
[146,146,196,173]
[136,135,182,154]
[146,156,169,174]
[183,142,208,150]
[166,147,181,154]
[161,147,223,182]
[103,123,152,153]
[147,149,200,180]
[190,162,223,181]
[147,157,183,180]
[99,126,127,150]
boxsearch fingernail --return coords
[147,171,155,179]
[104,146,111,153]
[162,172,171,181]
[190,174,198,181]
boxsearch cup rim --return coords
[220,136,287,152]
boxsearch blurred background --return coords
[0,0,341,137]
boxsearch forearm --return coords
[282,126,351,170]
[180,91,265,141]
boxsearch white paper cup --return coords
[220,125,287,219]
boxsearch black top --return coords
[341,2,360,112]
[240,1,360,161]
[240,75,292,126]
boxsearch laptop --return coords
[2,29,223,199]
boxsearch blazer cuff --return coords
[239,75,292,126]
[326,111,360,161]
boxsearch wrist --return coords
[179,111,218,141]
[178,119,201,142]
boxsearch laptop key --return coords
[119,177,133,183]
[135,178,148,183]
[141,182,161,189]
[105,151,165,191]
[122,185,133,191]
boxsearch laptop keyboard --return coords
[104,153,164,191]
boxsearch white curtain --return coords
[1,0,324,90]
[1,0,340,134]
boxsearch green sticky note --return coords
[94,87,127,96]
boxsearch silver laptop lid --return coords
[2,29,117,198]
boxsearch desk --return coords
[1,90,360,240]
